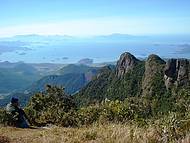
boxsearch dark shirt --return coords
[12,106,26,124]
[6,103,29,128]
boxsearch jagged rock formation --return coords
[75,52,144,105]
[142,54,166,96]
[164,59,190,89]
[116,52,139,78]
[74,52,190,106]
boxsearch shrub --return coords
[0,109,13,126]
[25,85,76,126]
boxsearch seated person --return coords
[6,97,31,128]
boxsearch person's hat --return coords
[11,97,19,103]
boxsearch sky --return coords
[0,0,190,37]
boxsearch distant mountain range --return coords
[0,34,144,43]
[0,63,101,107]
[0,63,41,94]
[0,61,109,96]
[29,64,99,94]
[1,33,189,44]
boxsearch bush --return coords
[78,105,102,125]
[0,109,13,126]
[25,85,76,126]
[24,84,190,130]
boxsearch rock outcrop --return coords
[164,59,190,89]
[116,52,139,77]
[142,54,166,96]
[75,51,190,106]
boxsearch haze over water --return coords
[0,0,190,63]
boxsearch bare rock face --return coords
[164,59,190,89]
[164,59,177,89]
[116,52,139,77]
[142,54,166,96]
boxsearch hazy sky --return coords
[0,0,190,37]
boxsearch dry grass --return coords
[0,124,190,143]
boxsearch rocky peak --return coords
[164,58,190,89]
[145,54,166,73]
[144,54,165,75]
[147,54,166,65]
[116,52,139,77]
[142,54,166,96]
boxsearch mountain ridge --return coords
[75,52,190,106]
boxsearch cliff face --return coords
[142,54,166,96]
[116,52,139,78]
[74,52,190,106]
[164,59,190,89]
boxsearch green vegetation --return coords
[0,53,190,143]
[2,84,186,128]
[0,64,99,107]
[75,62,145,106]
[107,61,145,100]
[58,64,98,75]
[30,73,86,94]
[1,85,190,142]
[29,64,99,95]
[25,85,76,127]
[74,66,114,106]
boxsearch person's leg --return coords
[18,120,29,128]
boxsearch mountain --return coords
[13,63,39,75]
[164,58,190,88]
[90,33,147,42]
[0,63,41,94]
[28,64,100,95]
[29,74,86,94]
[57,64,98,80]
[74,52,145,106]
[0,62,44,107]
[142,54,166,97]
[0,61,16,68]
[0,34,143,43]
[74,52,190,106]
[77,58,93,65]
[0,63,103,107]
[0,34,75,43]
[0,62,64,74]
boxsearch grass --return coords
[1,123,190,143]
